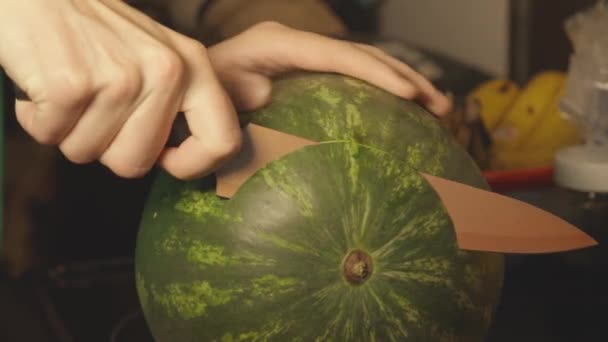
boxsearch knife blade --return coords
[420,173,598,253]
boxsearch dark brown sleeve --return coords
[195,0,348,45]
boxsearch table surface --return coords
[486,186,608,342]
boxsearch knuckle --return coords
[47,70,94,107]
[30,129,64,146]
[150,49,185,85]
[182,38,208,58]
[22,114,68,146]
[106,67,142,100]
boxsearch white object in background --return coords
[555,1,608,194]
[554,145,608,193]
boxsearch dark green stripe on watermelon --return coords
[135,73,504,342]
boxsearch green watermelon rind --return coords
[135,72,504,342]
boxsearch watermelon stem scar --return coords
[342,249,373,285]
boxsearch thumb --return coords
[216,70,273,111]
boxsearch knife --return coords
[9,81,598,254]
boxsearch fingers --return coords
[248,22,418,98]
[214,21,451,116]
[15,71,94,145]
[95,46,185,178]
[58,63,143,165]
[353,43,453,116]
[157,36,242,180]
[210,67,273,111]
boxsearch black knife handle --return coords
[11,81,191,147]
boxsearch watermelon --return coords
[135,72,504,341]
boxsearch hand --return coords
[1,0,450,181]
[206,21,452,115]
[0,0,241,180]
